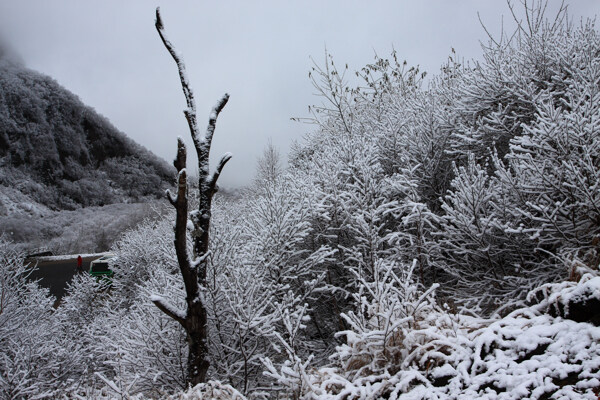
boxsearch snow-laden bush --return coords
[332,260,441,380]
[295,260,600,400]
[500,46,600,257]
[262,260,467,399]
[167,380,247,400]
[111,215,177,302]
[0,238,87,398]
[98,275,188,396]
[94,215,188,396]
[207,168,335,397]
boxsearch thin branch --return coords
[209,152,233,194]
[191,250,212,269]
[166,189,177,207]
[508,0,528,39]
[204,94,230,150]
[155,7,199,143]
[151,296,186,327]
[478,11,501,47]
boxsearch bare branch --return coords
[151,295,186,327]
[209,152,233,195]
[173,137,187,172]
[478,11,501,47]
[155,8,199,143]
[507,0,528,39]
[166,189,177,207]
[191,250,212,269]
[204,94,230,150]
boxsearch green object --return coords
[89,255,115,281]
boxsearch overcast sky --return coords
[1,1,599,188]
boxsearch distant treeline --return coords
[0,53,174,211]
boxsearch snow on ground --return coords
[298,272,600,399]
[168,381,247,400]
[0,184,52,217]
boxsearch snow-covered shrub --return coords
[207,163,335,397]
[333,261,440,378]
[98,294,188,396]
[240,172,332,300]
[207,203,283,397]
[99,215,188,396]
[308,261,473,399]
[430,155,555,310]
[262,260,462,399]
[51,272,116,391]
[501,46,600,256]
[261,303,317,400]
[299,261,600,399]
[0,238,82,398]
[111,214,178,306]
[168,380,247,400]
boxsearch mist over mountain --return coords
[0,49,174,214]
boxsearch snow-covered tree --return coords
[151,8,233,385]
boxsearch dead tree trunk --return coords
[151,8,232,386]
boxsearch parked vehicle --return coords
[89,254,116,280]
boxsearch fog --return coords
[1,0,598,187]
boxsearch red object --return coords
[77,255,83,271]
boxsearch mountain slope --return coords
[0,54,173,212]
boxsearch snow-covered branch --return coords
[151,294,186,327]
[155,8,198,142]
[204,94,230,148]
[209,152,233,194]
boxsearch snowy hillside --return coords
[0,50,173,213]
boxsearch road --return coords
[26,255,101,302]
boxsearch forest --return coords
[0,47,175,253]
[0,45,173,212]
[1,2,600,399]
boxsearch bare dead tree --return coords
[151,7,232,386]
